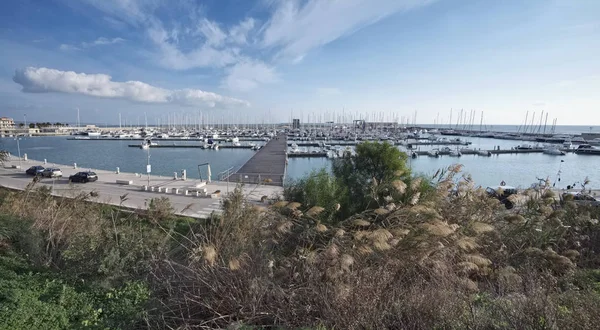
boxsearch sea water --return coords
[2,135,599,189]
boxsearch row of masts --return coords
[77,108,558,134]
[516,110,557,135]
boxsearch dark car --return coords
[69,171,98,183]
[562,192,600,207]
[486,186,518,209]
[25,165,45,176]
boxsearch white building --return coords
[0,117,15,129]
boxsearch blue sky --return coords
[0,0,598,126]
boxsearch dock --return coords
[127,144,255,149]
[228,133,288,186]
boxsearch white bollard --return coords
[73,163,77,169]
[157,187,163,193]
[150,186,155,192]
[174,172,178,180]
[181,169,187,181]
[174,188,180,195]
[116,167,120,174]
[23,153,27,161]
[164,187,171,194]
[142,185,148,191]
[44,159,47,164]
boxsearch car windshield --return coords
[88,172,97,176]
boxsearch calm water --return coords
[0,137,254,179]
[2,136,599,189]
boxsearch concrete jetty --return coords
[229,133,288,186]
[127,144,256,149]
[0,157,282,219]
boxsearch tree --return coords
[29,123,35,129]
[18,123,24,128]
[332,141,410,214]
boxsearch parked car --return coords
[69,171,98,183]
[562,192,600,207]
[42,168,63,178]
[25,165,45,176]
[486,186,518,209]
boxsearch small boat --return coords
[441,146,461,157]
[427,150,440,158]
[543,147,565,156]
[411,152,418,159]
[575,144,600,155]
[516,144,534,150]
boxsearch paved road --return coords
[0,158,283,218]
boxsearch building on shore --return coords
[0,117,15,129]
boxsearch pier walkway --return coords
[229,133,288,186]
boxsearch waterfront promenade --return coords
[230,133,288,186]
[0,157,283,219]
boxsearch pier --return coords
[228,133,288,186]
[127,144,256,149]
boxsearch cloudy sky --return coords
[0,0,599,125]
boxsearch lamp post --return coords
[14,135,22,168]
[146,147,151,186]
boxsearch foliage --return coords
[0,150,8,163]
[0,251,149,329]
[3,144,600,329]
[149,164,600,329]
[283,168,347,223]
[332,141,410,215]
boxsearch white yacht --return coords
[543,147,566,156]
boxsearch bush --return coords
[284,168,347,222]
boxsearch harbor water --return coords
[2,136,599,189]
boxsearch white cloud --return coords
[261,0,435,59]
[84,37,125,47]
[197,19,227,46]
[59,44,81,51]
[13,67,249,108]
[222,59,279,92]
[229,18,256,44]
[317,87,342,96]
[148,26,238,70]
[60,37,125,52]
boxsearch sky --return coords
[0,0,599,126]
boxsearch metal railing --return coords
[225,172,285,186]
[217,166,236,181]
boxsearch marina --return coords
[2,122,600,191]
